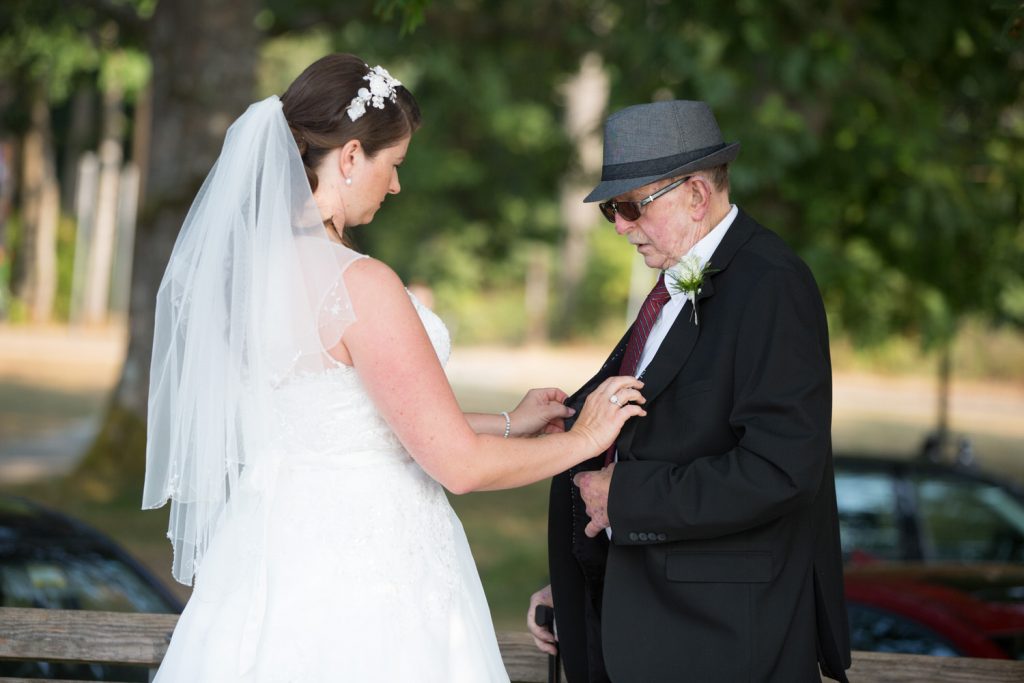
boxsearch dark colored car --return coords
[835,449,1024,659]
[834,453,1024,564]
[845,563,1024,660]
[0,494,182,681]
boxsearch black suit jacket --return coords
[549,209,851,683]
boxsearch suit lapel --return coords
[615,209,759,457]
[564,327,630,422]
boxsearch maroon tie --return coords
[605,274,671,465]
[619,273,671,376]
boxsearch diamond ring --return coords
[609,394,620,405]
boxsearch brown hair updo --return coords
[281,53,421,193]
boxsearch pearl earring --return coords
[345,177,352,186]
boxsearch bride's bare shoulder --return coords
[345,257,400,290]
[343,257,411,314]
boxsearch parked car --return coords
[0,493,182,681]
[845,563,1024,660]
[834,453,1024,564]
[834,449,1024,659]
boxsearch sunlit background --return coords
[0,0,1022,632]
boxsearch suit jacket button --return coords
[657,533,667,541]
[629,532,639,542]
[637,532,648,541]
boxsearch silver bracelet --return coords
[500,411,511,439]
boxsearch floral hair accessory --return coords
[346,65,403,122]
[667,253,716,325]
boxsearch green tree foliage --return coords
[597,2,1021,348]
[0,0,1018,493]
[254,1,1023,347]
[622,1,1024,348]
[260,2,606,340]
[0,0,151,123]
[4,1,1021,344]
[0,1,150,322]
[673,0,1024,349]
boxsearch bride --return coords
[143,53,645,682]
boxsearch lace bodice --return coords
[267,290,450,457]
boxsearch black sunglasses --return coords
[598,175,692,223]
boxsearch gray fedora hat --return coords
[583,100,740,203]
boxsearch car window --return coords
[0,554,174,613]
[912,476,1024,562]
[835,470,903,561]
[848,603,959,657]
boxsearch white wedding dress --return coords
[154,291,510,683]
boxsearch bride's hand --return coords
[570,376,646,454]
[509,388,576,437]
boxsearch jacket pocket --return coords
[670,379,713,399]
[666,551,772,583]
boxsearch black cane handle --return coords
[534,604,560,683]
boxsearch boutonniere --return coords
[666,254,715,325]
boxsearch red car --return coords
[845,563,1024,659]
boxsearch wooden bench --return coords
[2,607,1024,682]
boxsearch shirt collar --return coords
[664,204,738,302]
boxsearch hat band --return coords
[601,143,728,181]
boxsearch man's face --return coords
[610,177,697,271]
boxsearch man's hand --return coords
[527,584,558,655]
[573,463,615,537]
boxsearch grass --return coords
[3,328,1023,631]
[829,321,1024,381]
[0,380,105,440]
[2,472,552,630]
[10,416,1024,633]
[0,372,557,629]
[0,370,557,629]
[449,483,550,630]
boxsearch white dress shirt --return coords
[635,204,738,377]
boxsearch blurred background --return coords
[0,0,1022,645]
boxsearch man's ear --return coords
[689,175,713,220]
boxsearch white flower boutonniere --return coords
[667,253,715,325]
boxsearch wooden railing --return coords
[2,607,1024,682]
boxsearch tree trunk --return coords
[625,251,655,324]
[30,178,59,323]
[524,244,550,345]
[75,0,262,497]
[936,341,952,450]
[70,152,99,325]
[132,81,152,209]
[81,82,125,325]
[108,161,139,321]
[553,52,608,339]
[61,84,96,212]
[18,89,60,323]
[0,138,14,319]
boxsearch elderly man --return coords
[528,100,851,682]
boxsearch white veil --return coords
[142,96,362,585]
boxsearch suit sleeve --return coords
[607,265,832,543]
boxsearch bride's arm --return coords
[337,258,644,494]
[464,413,507,437]
[465,388,575,437]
